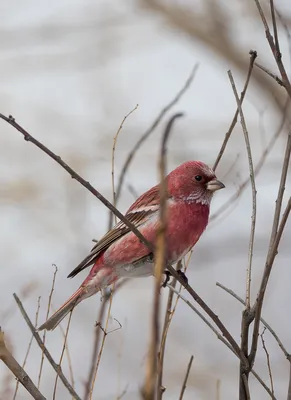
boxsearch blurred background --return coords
[0,0,290,399]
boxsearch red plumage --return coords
[38,160,224,331]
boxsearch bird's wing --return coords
[67,184,167,278]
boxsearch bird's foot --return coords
[161,269,188,288]
[161,271,171,288]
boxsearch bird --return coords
[38,160,225,331]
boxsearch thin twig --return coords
[254,61,284,86]
[0,328,46,400]
[13,294,81,400]
[89,287,115,399]
[57,318,75,392]
[143,113,183,399]
[38,265,58,388]
[213,51,257,171]
[115,64,198,201]
[52,311,73,400]
[84,280,126,400]
[269,133,291,246]
[260,327,275,397]
[157,260,181,399]
[13,296,41,400]
[109,104,139,228]
[179,355,194,400]
[228,69,257,310]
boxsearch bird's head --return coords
[167,160,225,206]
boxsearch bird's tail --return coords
[38,287,84,331]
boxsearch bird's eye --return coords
[194,175,203,182]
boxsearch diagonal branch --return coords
[13,294,82,400]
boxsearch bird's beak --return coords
[207,179,225,192]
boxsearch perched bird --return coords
[38,161,224,331]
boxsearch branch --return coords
[13,296,41,400]
[84,280,127,400]
[109,104,139,229]
[38,265,58,388]
[143,112,183,399]
[157,260,182,399]
[228,69,257,309]
[13,294,82,400]
[228,69,257,399]
[213,50,257,170]
[0,328,46,400]
[260,328,275,397]
[179,355,194,400]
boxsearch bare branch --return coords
[157,260,182,399]
[228,69,257,309]
[109,104,139,228]
[213,51,257,170]
[143,113,183,399]
[84,280,127,400]
[53,311,73,400]
[38,265,58,388]
[254,61,284,86]
[13,294,82,400]
[260,328,275,397]
[13,296,41,400]
[0,328,46,400]
[179,355,194,400]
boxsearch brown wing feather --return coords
[67,185,164,279]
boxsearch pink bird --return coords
[38,161,224,331]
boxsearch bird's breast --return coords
[166,201,209,263]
